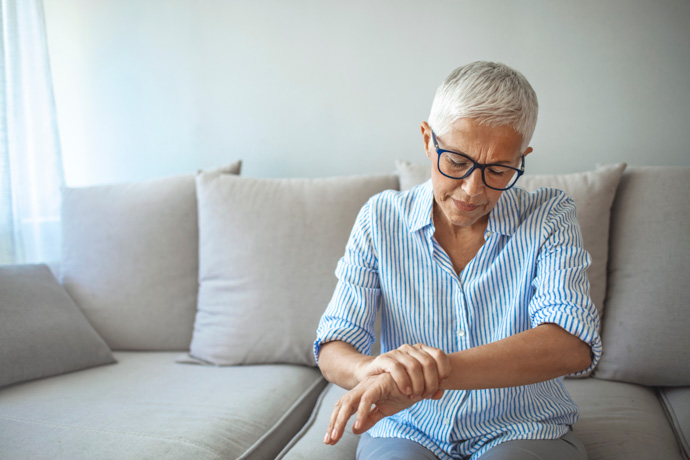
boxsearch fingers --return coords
[324,387,362,445]
[403,345,440,398]
[353,405,386,435]
[379,344,451,399]
[414,343,452,383]
[324,400,348,445]
[385,347,425,397]
[325,374,404,445]
[365,350,421,396]
[365,344,450,399]
[323,346,452,446]
[353,386,389,435]
[371,354,413,396]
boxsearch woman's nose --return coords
[460,168,485,196]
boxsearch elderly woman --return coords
[314,61,601,460]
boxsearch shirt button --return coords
[443,417,451,425]
[485,230,493,238]
[458,329,466,337]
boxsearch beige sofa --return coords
[0,162,688,460]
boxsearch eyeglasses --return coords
[431,130,525,191]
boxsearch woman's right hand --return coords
[324,372,420,445]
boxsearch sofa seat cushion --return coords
[277,383,356,460]
[0,352,326,460]
[564,378,684,460]
[659,387,690,460]
[279,379,686,460]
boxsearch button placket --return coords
[455,278,470,347]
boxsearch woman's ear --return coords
[524,146,533,157]
[421,122,433,159]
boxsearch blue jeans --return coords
[356,430,588,460]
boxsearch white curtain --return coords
[0,0,64,265]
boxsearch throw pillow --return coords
[0,264,115,387]
[61,161,241,351]
[187,172,399,366]
[594,166,690,386]
[395,161,626,320]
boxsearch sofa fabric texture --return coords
[595,166,690,386]
[188,172,399,366]
[0,264,115,388]
[563,378,684,460]
[277,383,357,460]
[60,162,241,351]
[0,352,327,460]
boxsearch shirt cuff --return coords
[531,307,602,376]
[313,323,375,366]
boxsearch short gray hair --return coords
[428,61,538,148]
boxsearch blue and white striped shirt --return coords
[315,179,602,459]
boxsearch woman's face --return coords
[421,118,531,232]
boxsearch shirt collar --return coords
[408,179,520,236]
[408,180,435,233]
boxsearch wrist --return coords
[353,355,376,385]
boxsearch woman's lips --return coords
[453,199,480,212]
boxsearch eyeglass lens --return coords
[439,152,520,190]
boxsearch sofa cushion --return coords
[60,162,241,351]
[595,166,690,386]
[395,161,626,321]
[397,160,431,192]
[277,383,357,460]
[281,378,687,460]
[0,352,327,460]
[659,387,690,460]
[564,378,685,460]
[0,264,115,388]
[187,172,399,366]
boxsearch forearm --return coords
[318,341,374,390]
[442,323,592,390]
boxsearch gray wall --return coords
[44,0,690,186]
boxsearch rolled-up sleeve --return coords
[314,199,382,364]
[528,194,603,376]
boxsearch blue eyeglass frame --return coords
[431,129,525,191]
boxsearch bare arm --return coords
[441,323,592,391]
[318,341,373,391]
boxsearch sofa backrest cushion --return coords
[186,171,399,366]
[0,264,115,387]
[60,162,241,351]
[594,166,690,386]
